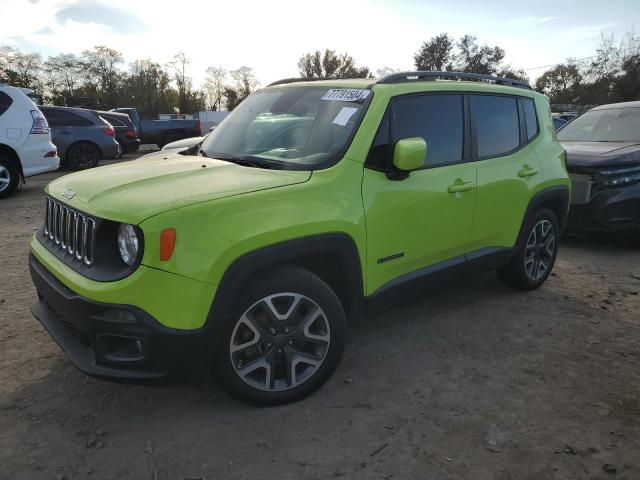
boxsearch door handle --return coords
[61,130,71,134]
[447,182,475,193]
[518,166,539,177]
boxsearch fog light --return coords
[97,334,146,362]
[102,308,137,323]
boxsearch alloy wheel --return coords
[0,165,10,193]
[524,219,555,281]
[229,293,331,392]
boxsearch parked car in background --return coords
[558,101,640,238]
[554,112,579,123]
[110,107,201,148]
[0,84,59,199]
[39,106,120,170]
[553,117,567,131]
[96,110,140,157]
[161,126,217,152]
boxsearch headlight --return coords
[599,165,640,187]
[117,223,139,266]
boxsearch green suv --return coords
[30,72,570,405]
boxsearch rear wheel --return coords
[497,208,559,290]
[213,267,347,406]
[0,156,19,199]
[66,142,100,170]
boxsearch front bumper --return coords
[30,254,212,383]
[567,182,640,233]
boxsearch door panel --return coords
[468,94,542,250]
[362,163,477,295]
[470,146,541,249]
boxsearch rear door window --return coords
[470,95,520,158]
[101,114,126,127]
[42,109,93,127]
[0,92,13,117]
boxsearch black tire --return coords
[66,142,101,170]
[213,266,347,406]
[497,208,560,290]
[0,155,20,199]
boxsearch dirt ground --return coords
[1,151,640,480]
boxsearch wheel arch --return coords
[517,185,570,246]
[205,233,365,342]
[0,143,24,181]
[64,140,102,160]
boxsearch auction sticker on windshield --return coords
[321,89,371,102]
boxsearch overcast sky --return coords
[1,0,638,86]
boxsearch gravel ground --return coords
[1,152,640,480]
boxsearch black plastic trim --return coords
[204,233,365,352]
[29,254,210,383]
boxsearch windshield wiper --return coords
[206,152,274,169]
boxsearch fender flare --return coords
[517,185,570,245]
[205,232,365,331]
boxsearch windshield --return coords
[200,86,371,169]
[557,107,640,142]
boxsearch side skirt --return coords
[366,246,514,311]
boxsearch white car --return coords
[0,85,59,198]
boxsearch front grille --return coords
[43,196,96,266]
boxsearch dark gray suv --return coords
[39,106,120,170]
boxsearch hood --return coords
[46,152,311,224]
[561,141,640,169]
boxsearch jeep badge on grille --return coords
[61,189,75,199]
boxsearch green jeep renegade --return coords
[30,72,570,405]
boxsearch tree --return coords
[222,66,258,110]
[413,33,454,71]
[614,54,640,101]
[455,35,505,74]
[297,49,371,78]
[0,47,43,89]
[496,65,529,83]
[0,47,20,85]
[43,53,84,103]
[535,62,583,104]
[124,59,177,115]
[82,46,124,108]
[203,66,227,110]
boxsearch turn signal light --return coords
[160,228,176,261]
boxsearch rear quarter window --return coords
[470,95,520,158]
[0,91,13,117]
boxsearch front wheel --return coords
[213,267,347,406]
[497,208,559,290]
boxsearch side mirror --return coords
[393,137,427,172]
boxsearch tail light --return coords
[30,110,49,134]
[103,127,115,136]
[126,130,137,138]
[196,120,202,136]
[44,150,57,158]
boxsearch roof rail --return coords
[267,77,329,87]
[377,71,532,89]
